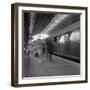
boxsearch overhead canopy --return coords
[24,12,80,41]
[41,14,69,34]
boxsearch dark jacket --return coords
[46,39,54,54]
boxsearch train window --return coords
[70,30,80,42]
[64,34,69,42]
[59,35,65,43]
[59,34,69,43]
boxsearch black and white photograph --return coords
[23,11,80,78]
[11,3,87,87]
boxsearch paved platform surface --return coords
[23,54,80,77]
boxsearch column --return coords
[28,12,36,55]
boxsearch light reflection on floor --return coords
[23,54,80,77]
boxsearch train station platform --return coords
[23,54,80,77]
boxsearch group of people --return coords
[34,38,54,63]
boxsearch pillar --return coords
[28,12,36,55]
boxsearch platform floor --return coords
[23,54,80,77]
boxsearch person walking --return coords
[46,39,54,62]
